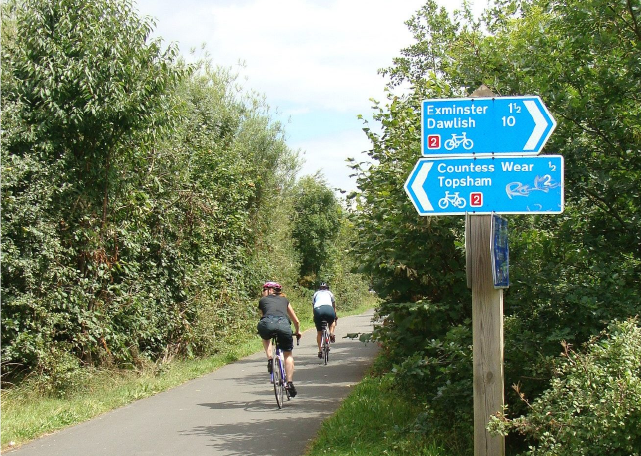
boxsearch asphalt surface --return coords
[8,310,379,456]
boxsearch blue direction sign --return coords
[422,96,556,156]
[405,155,564,215]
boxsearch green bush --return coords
[26,346,92,397]
[0,0,302,388]
[371,301,473,454]
[489,318,641,456]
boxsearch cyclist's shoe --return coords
[318,351,323,359]
[330,334,336,343]
[287,382,297,397]
[267,358,273,374]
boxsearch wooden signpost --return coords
[468,213,505,455]
[405,85,561,456]
[468,85,505,456]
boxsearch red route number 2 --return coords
[470,192,483,207]
[427,135,441,149]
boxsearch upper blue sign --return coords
[405,155,564,215]
[422,96,557,156]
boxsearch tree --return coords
[1,0,302,381]
[290,174,341,282]
[1,0,186,374]
[349,0,640,451]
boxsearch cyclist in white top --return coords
[312,282,337,358]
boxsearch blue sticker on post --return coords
[491,214,509,288]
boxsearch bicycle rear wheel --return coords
[322,329,330,365]
[273,357,283,408]
[271,342,284,409]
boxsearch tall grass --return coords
[0,338,262,450]
[304,374,447,456]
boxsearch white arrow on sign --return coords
[523,100,549,151]
[410,161,433,211]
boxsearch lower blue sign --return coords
[405,155,564,215]
[491,214,509,288]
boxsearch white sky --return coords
[133,0,487,193]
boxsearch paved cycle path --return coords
[9,310,379,456]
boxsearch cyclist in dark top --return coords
[257,281,301,397]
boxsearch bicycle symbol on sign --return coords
[438,191,467,209]
[444,132,474,151]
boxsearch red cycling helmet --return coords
[262,281,282,291]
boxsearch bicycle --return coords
[320,321,331,365]
[438,191,466,209]
[444,132,473,151]
[269,334,299,409]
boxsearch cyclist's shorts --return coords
[313,305,336,332]
[257,316,294,352]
